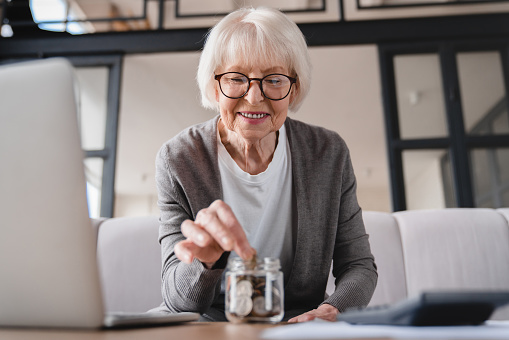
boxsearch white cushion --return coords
[394,208,509,295]
[497,208,509,224]
[96,216,162,313]
[363,211,407,307]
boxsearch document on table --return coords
[261,320,509,339]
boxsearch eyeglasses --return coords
[214,72,297,101]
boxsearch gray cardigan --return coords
[155,115,377,318]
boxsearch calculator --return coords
[337,291,509,326]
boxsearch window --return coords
[68,55,122,218]
[379,41,509,211]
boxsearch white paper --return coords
[261,320,509,339]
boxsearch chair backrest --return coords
[96,216,162,313]
[394,208,509,294]
[394,208,509,320]
[97,208,509,318]
[363,211,407,307]
[498,208,509,224]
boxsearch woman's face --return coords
[215,63,296,144]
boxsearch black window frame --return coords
[67,55,122,218]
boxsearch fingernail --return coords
[243,248,255,260]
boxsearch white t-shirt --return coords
[217,124,293,270]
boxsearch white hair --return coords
[197,7,311,112]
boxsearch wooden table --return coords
[0,322,275,340]
[0,322,385,340]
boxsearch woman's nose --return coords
[244,80,264,103]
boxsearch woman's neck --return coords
[218,119,279,175]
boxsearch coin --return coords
[252,296,269,316]
[235,296,253,317]
[236,280,253,297]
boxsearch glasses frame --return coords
[214,72,297,101]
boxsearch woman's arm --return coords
[155,145,223,313]
[324,151,378,313]
[156,145,255,313]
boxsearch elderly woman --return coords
[155,7,377,323]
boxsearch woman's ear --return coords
[289,82,298,105]
[215,83,220,102]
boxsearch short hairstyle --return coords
[197,7,311,113]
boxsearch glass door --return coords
[379,41,509,211]
[456,50,509,207]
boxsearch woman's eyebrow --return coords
[224,65,287,74]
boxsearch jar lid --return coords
[227,256,280,271]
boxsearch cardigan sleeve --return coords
[284,117,377,313]
[322,149,378,312]
[156,143,225,314]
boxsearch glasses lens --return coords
[217,73,294,100]
[262,74,292,100]
[219,73,249,98]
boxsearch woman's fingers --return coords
[288,304,339,323]
[174,239,195,264]
[195,207,235,250]
[181,219,212,248]
[178,200,256,265]
[175,238,223,264]
[205,200,256,259]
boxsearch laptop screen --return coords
[0,58,105,328]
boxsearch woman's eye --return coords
[228,77,246,84]
[265,78,283,86]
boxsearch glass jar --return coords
[225,257,284,323]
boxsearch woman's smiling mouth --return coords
[238,112,268,119]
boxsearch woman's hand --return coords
[288,304,340,323]
[174,200,256,267]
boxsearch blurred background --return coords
[1,0,509,217]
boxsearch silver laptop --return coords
[0,58,199,328]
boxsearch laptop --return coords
[0,58,199,328]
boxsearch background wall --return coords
[113,45,391,216]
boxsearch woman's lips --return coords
[238,112,268,119]
[237,112,270,125]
